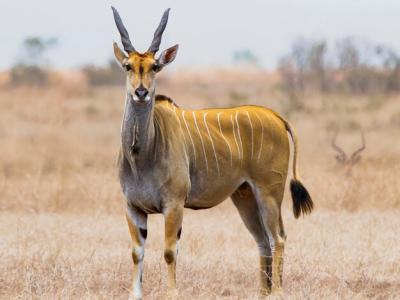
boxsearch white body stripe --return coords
[217,112,233,167]
[182,111,197,166]
[254,112,264,161]
[192,111,209,172]
[245,111,254,160]
[173,106,188,149]
[230,114,241,161]
[235,111,244,162]
[203,112,220,175]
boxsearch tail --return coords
[276,114,314,218]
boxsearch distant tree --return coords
[336,37,360,70]
[381,48,400,92]
[278,55,305,112]
[307,40,329,91]
[10,36,58,87]
[279,38,330,93]
[233,49,259,66]
[335,37,398,94]
[291,38,309,73]
[20,37,58,66]
[279,36,400,96]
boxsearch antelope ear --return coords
[157,44,179,67]
[113,42,127,65]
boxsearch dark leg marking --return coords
[139,228,147,240]
[132,251,140,264]
[177,227,182,240]
[164,249,175,264]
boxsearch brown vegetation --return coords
[0,70,399,298]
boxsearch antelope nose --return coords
[134,87,148,100]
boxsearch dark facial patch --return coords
[139,65,144,77]
[139,228,148,240]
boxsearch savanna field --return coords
[1,69,400,299]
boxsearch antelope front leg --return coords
[163,203,183,298]
[126,207,148,300]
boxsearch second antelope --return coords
[111,7,313,299]
[332,130,366,176]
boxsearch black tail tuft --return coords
[290,179,313,219]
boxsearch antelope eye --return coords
[152,64,161,72]
[124,64,131,71]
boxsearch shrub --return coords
[82,61,125,87]
[9,64,49,87]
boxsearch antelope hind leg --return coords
[252,184,287,295]
[231,183,273,296]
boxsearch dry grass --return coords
[1,209,399,299]
[0,70,400,299]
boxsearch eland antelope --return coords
[111,7,313,299]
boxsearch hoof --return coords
[271,287,284,298]
[128,292,142,300]
[167,288,179,299]
[259,287,271,298]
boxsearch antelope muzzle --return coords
[131,85,151,104]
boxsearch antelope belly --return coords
[185,175,243,209]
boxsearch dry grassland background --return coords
[1,70,399,299]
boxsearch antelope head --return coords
[331,130,366,175]
[112,7,178,104]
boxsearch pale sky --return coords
[1,0,400,70]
